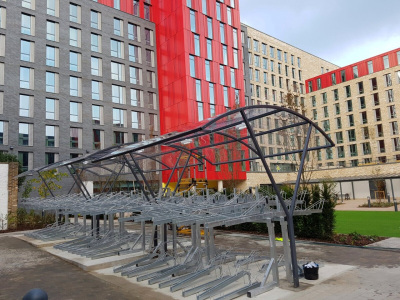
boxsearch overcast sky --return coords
[239,0,400,67]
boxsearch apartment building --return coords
[0,0,159,171]
[241,24,338,174]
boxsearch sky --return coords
[239,0,400,67]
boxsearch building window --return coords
[91,57,102,76]
[384,73,392,87]
[113,108,126,127]
[114,18,123,36]
[69,3,81,23]
[69,76,80,96]
[206,39,212,60]
[46,71,58,93]
[46,20,58,41]
[91,10,101,29]
[114,131,125,145]
[46,98,57,120]
[205,60,211,81]
[146,70,155,88]
[230,68,235,88]
[189,55,196,77]
[21,40,34,62]
[142,29,151,46]
[130,88,141,107]
[92,105,102,125]
[69,51,81,72]
[133,0,139,16]
[92,81,102,100]
[227,7,232,25]
[110,39,124,58]
[353,65,358,78]
[93,129,103,150]
[383,55,389,69]
[204,17,213,40]
[111,62,125,81]
[223,86,229,107]
[45,125,56,147]
[18,152,30,172]
[387,89,394,102]
[0,121,5,145]
[91,33,101,52]
[190,10,196,32]
[194,34,200,56]
[70,128,81,148]
[47,0,58,16]
[114,0,120,9]
[359,96,366,109]
[17,95,31,118]
[367,60,373,74]
[69,102,81,122]
[222,45,228,65]
[331,73,336,85]
[21,14,34,36]
[69,28,81,48]
[202,0,207,14]
[112,85,125,104]
[46,46,58,67]
[129,66,141,85]
[128,23,139,41]
[129,44,140,63]
[197,101,204,121]
[144,3,151,20]
[216,2,221,20]
[348,129,356,142]
[19,123,31,146]
[131,111,142,129]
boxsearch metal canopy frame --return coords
[18,105,334,288]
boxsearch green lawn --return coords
[335,211,400,237]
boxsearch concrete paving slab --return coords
[44,245,147,271]
[366,237,400,249]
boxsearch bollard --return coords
[387,194,391,203]
[23,288,48,300]
[367,196,371,208]
[394,200,398,212]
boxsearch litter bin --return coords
[303,262,319,280]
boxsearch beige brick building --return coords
[240,24,400,200]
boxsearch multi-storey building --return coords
[0,0,159,172]
[151,0,247,188]
[306,49,400,168]
[242,24,339,173]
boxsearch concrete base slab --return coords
[44,246,147,271]
[16,234,72,248]
[366,237,400,249]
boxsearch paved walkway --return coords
[0,235,173,300]
[1,232,400,300]
[334,199,396,211]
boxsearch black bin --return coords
[303,265,319,280]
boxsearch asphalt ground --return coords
[1,231,399,300]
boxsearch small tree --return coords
[24,170,68,198]
[279,91,318,187]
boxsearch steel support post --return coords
[280,217,293,283]
[266,218,279,284]
[128,152,156,200]
[239,110,300,287]
[123,155,151,202]
[172,224,177,256]
[67,166,88,199]
[172,154,192,196]
[100,162,126,196]
[141,221,146,251]
[37,171,55,198]
[162,151,184,195]
[70,165,92,199]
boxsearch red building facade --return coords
[306,48,400,93]
[90,0,247,184]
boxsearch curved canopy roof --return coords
[18,105,334,177]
